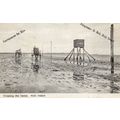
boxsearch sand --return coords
[0,53,120,93]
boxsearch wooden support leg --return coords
[69,49,74,63]
[76,47,79,65]
[84,50,91,63]
[79,48,81,65]
[78,47,80,65]
[84,49,95,61]
[73,48,75,64]
[64,48,74,61]
[83,48,85,66]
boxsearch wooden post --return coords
[73,48,75,64]
[78,48,79,65]
[79,48,81,65]
[69,49,74,62]
[83,47,85,66]
[51,41,52,65]
[64,48,73,61]
[110,24,114,74]
[76,47,79,65]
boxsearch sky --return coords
[0,23,120,55]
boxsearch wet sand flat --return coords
[0,53,120,93]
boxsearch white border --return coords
[0,0,120,120]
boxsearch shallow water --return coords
[0,53,120,93]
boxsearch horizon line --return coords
[0,52,120,56]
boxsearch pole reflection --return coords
[110,74,119,93]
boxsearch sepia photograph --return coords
[0,23,120,94]
[1,1,120,120]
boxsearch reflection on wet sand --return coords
[15,49,22,65]
[31,47,42,73]
[73,71,84,81]
[32,63,40,72]
[31,52,42,73]
[15,58,22,65]
[110,74,119,93]
[31,59,40,73]
[0,53,120,93]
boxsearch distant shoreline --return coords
[0,52,120,56]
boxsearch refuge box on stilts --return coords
[64,39,95,66]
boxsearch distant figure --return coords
[15,49,22,57]
[15,49,22,64]
[32,46,41,62]
[31,46,41,72]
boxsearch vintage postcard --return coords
[0,23,120,98]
